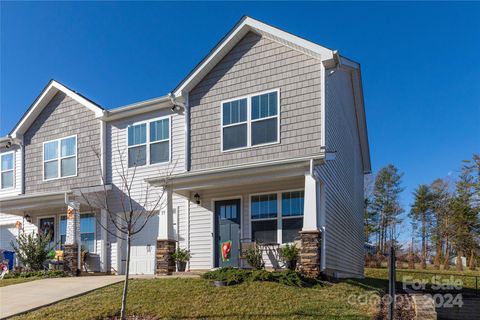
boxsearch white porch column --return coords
[65,201,81,276]
[303,173,319,231]
[158,187,174,240]
[65,201,80,245]
[300,173,322,278]
[100,209,108,273]
[156,187,176,274]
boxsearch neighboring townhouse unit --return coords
[0,16,370,278]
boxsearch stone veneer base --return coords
[299,230,321,278]
[63,244,79,277]
[156,239,176,275]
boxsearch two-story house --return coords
[0,16,370,278]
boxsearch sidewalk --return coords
[0,275,123,319]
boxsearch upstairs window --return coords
[221,89,280,151]
[222,98,247,150]
[43,136,77,180]
[128,117,170,168]
[251,91,278,146]
[1,152,14,189]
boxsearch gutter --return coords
[97,96,172,121]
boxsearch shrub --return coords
[10,232,52,271]
[278,244,299,262]
[271,270,304,287]
[3,270,66,279]
[172,248,192,263]
[245,244,264,270]
[203,267,325,288]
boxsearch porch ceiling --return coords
[0,185,112,216]
[146,156,324,195]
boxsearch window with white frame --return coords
[1,152,14,189]
[127,117,170,168]
[222,89,279,151]
[43,136,77,180]
[60,213,96,252]
[251,190,304,244]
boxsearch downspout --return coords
[168,92,190,172]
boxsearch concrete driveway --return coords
[0,275,123,319]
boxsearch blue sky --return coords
[1,2,479,243]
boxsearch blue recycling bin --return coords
[3,251,15,270]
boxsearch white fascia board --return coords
[173,16,335,97]
[11,80,104,138]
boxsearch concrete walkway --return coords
[0,275,123,319]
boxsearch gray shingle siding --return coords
[189,32,323,171]
[23,92,101,193]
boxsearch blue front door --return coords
[215,199,241,268]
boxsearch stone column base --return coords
[156,239,176,275]
[299,230,321,278]
[64,244,79,276]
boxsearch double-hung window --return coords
[43,136,77,180]
[251,190,304,244]
[0,152,14,189]
[251,194,278,243]
[60,213,96,252]
[128,117,170,168]
[222,89,279,151]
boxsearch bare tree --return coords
[79,146,175,320]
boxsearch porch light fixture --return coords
[194,193,201,204]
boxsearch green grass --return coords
[0,277,41,287]
[12,278,379,320]
[364,267,480,292]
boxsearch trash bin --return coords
[3,251,15,270]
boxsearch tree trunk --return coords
[379,215,384,254]
[408,242,415,269]
[433,240,441,270]
[421,215,426,269]
[456,252,463,271]
[469,250,475,271]
[120,234,132,320]
[443,237,450,270]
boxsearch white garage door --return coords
[129,216,158,275]
[0,224,18,251]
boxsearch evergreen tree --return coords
[430,179,451,270]
[410,184,433,269]
[450,157,480,271]
[372,164,404,254]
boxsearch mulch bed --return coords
[379,294,415,320]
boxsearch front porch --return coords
[148,158,326,278]
[0,186,112,275]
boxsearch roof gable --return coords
[10,80,104,138]
[173,16,335,97]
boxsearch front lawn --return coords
[364,267,480,291]
[0,270,65,287]
[0,277,41,287]
[12,278,379,320]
